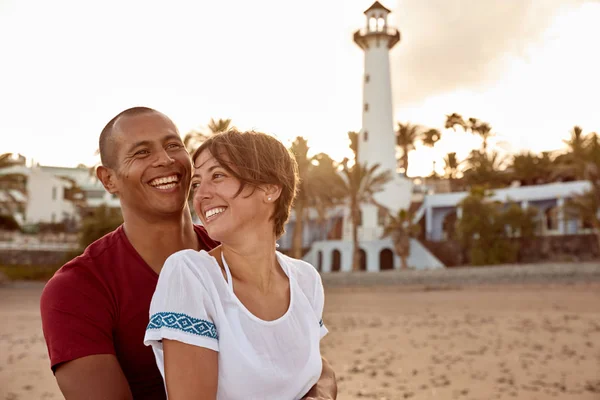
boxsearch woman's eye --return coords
[213,173,225,179]
[191,182,200,190]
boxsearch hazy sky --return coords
[1,0,599,176]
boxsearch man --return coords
[40,107,337,399]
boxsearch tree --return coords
[338,160,392,271]
[444,113,466,131]
[421,128,442,148]
[462,150,507,188]
[78,205,123,249]
[306,153,345,241]
[183,118,233,154]
[456,187,538,265]
[289,137,311,259]
[510,151,553,186]
[381,209,421,270]
[395,122,422,175]
[444,114,494,152]
[443,152,460,179]
[289,139,345,257]
[348,131,359,161]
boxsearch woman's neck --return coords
[220,228,281,293]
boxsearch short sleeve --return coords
[311,267,329,340]
[40,262,116,372]
[144,252,219,352]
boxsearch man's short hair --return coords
[99,107,159,168]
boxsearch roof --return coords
[364,1,391,14]
[423,180,592,209]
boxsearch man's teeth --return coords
[150,175,179,188]
[206,207,226,219]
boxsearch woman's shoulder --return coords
[277,252,321,288]
[161,249,221,281]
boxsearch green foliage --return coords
[78,205,123,249]
[456,187,538,265]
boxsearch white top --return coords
[144,250,328,400]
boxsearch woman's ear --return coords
[264,185,282,203]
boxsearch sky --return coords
[0,0,599,177]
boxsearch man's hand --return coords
[302,357,337,400]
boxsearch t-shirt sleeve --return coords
[143,252,219,352]
[310,266,329,340]
[40,261,116,372]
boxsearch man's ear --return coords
[96,165,118,194]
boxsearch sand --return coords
[1,281,599,400]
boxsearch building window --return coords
[377,208,388,226]
[364,103,369,112]
[365,74,370,83]
[363,131,368,141]
[52,187,57,200]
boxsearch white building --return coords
[25,167,78,224]
[0,163,119,227]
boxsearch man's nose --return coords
[153,149,175,167]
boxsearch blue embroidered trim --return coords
[319,319,324,327]
[147,312,218,340]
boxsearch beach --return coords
[1,273,599,399]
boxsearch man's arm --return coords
[303,357,337,400]
[54,355,133,400]
[41,263,124,399]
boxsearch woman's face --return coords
[191,149,274,243]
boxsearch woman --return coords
[144,130,328,399]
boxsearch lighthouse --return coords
[345,1,413,242]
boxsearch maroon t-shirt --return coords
[40,225,218,399]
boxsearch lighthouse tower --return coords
[345,1,413,242]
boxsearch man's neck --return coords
[122,208,199,274]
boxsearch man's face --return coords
[109,112,192,218]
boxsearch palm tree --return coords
[443,152,460,179]
[382,209,421,270]
[306,153,345,241]
[289,137,311,259]
[444,113,466,131]
[396,122,422,175]
[462,150,507,188]
[348,131,359,162]
[421,128,441,148]
[338,160,392,271]
[183,118,233,153]
[473,121,493,152]
[422,128,442,176]
[289,140,345,257]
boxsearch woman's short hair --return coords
[192,129,298,238]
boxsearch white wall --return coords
[25,169,78,224]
